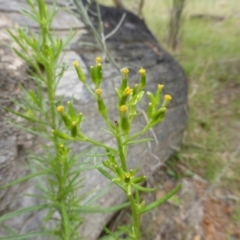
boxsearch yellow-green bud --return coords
[96,63,102,87]
[57,106,71,128]
[158,84,164,90]
[139,67,146,90]
[96,56,102,64]
[62,113,72,128]
[120,68,129,92]
[138,67,146,76]
[119,105,130,134]
[122,67,129,76]
[73,60,86,83]
[95,88,102,96]
[90,66,97,86]
[119,87,132,106]
[73,60,79,67]
[57,105,64,113]
[123,86,133,96]
[155,84,164,104]
[95,89,107,117]
[162,94,172,107]
[120,105,128,112]
[52,130,69,140]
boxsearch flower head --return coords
[57,105,64,113]
[96,56,102,64]
[122,68,129,75]
[158,84,164,90]
[138,67,146,76]
[164,94,172,101]
[95,88,102,95]
[73,60,79,67]
[123,86,133,96]
[120,105,128,112]
[162,94,172,108]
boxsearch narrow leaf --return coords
[96,166,114,181]
[0,231,53,240]
[0,204,49,223]
[124,138,153,145]
[75,202,129,214]
[132,184,157,193]
[140,184,181,214]
[1,171,47,189]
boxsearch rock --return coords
[0,1,187,239]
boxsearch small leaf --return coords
[0,204,50,223]
[132,184,157,193]
[0,231,53,240]
[96,165,114,181]
[0,171,47,189]
[77,202,130,214]
[124,138,153,145]
[140,184,181,214]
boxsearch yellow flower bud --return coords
[57,105,64,113]
[120,105,128,112]
[123,86,133,96]
[158,84,164,90]
[95,89,102,96]
[96,56,102,64]
[162,94,172,108]
[139,67,146,90]
[119,105,130,133]
[138,67,146,76]
[73,60,86,83]
[73,60,79,67]
[122,68,129,74]
[164,94,172,101]
[120,68,129,92]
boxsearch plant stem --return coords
[46,67,56,129]
[129,194,140,239]
[116,135,127,172]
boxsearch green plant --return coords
[0,0,121,239]
[0,0,181,239]
[53,58,181,239]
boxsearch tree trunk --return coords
[168,0,185,50]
